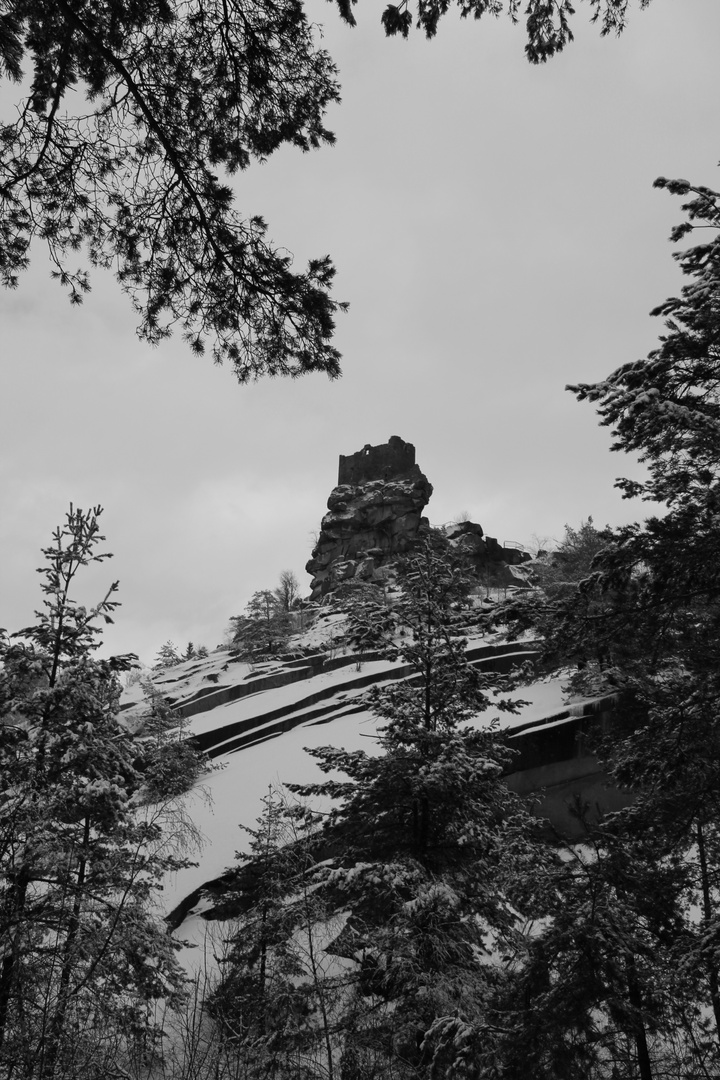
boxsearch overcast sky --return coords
[2,0,719,664]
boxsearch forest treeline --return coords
[2,169,720,1076]
[3,0,720,1074]
[2,490,720,1077]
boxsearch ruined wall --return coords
[338,435,416,486]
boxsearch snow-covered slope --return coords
[121,616,582,939]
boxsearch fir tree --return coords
[210,787,349,1078]
[134,680,210,803]
[494,814,703,1080]
[490,516,617,688]
[281,534,553,1077]
[568,178,720,1060]
[0,506,193,1079]
[154,640,183,668]
[500,177,720,1074]
[342,580,395,654]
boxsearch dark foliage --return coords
[230,588,292,660]
[1,0,345,380]
[2,0,660,379]
[0,506,196,1079]
[278,535,554,1076]
[489,178,720,1075]
[372,0,654,62]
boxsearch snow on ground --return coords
[120,620,578,952]
[187,657,397,739]
[164,670,573,974]
[158,672,570,919]
[163,707,383,913]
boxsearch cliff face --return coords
[306,437,433,599]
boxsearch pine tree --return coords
[494,812,707,1080]
[342,580,395,654]
[134,680,210,803]
[487,517,623,698]
[1,0,344,380]
[0,506,193,1079]
[377,0,654,58]
[0,0,675,381]
[569,178,720,1062]
[501,177,720,1074]
[154,639,183,668]
[210,787,349,1078]
[282,533,553,1077]
[231,590,292,661]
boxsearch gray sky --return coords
[2,0,719,663]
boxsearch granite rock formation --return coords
[306,436,433,599]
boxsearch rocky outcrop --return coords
[306,437,433,599]
[444,520,532,586]
[306,436,535,600]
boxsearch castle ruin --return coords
[338,435,417,486]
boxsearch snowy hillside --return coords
[121,613,580,944]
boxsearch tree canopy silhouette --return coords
[1,0,655,379]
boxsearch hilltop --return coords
[121,437,620,946]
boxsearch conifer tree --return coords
[494,813,708,1080]
[0,506,194,1079]
[155,639,183,668]
[568,180,720,1062]
[230,590,292,661]
[1,0,345,381]
[210,787,349,1078]
[485,517,627,703]
[0,0,668,380]
[279,533,553,1077]
[497,177,720,1074]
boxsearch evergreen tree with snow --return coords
[210,787,350,1078]
[154,639,183,668]
[0,506,194,1079]
[566,178,720,1069]
[277,533,554,1077]
[494,808,708,1080]
[494,178,720,1076]
[489,517,616,685]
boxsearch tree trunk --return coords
[696,820,720,1042]
[0,867,29,1053]
[625,953,654,1080]
[304,910,334,1080]
[40,815,91,1080]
